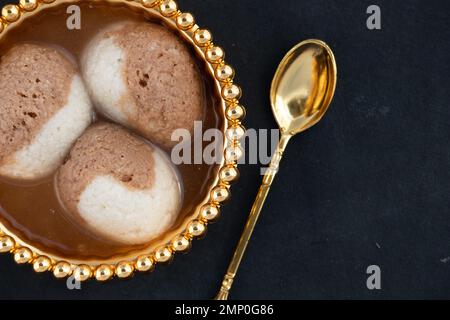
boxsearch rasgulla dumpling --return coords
[0,43,93,180]
[56,123,181,245]
[81,21,205,149]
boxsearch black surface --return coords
[1,0,450,299]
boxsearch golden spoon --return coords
[215,39,337,300]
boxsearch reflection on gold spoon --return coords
[216,39,337,299]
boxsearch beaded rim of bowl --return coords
[0,0,246,281]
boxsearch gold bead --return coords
[222,84,241,101]
[19,0,37,11]
[0,235,14,253]
[135,255,154,272]
[226,124,245,141]
[2,5,20,22]
[14,247,32,264]
[176,12,194,30]
[211,186,230,203]
[53,262,71,278]
[159,0,177,17]
[95,265,113,281]
[33,256,51,273]
[193,29,212,46]
[172,235,190,252]
[220,165,239,183]
[73,265,91,282]
[115,262,133,278]
[206,46,224,63]
[224,145,243,163]
[154,246,172,263]
[216,64,234,81]
[142,0,159,7]
[226,104,246,121]
[200,204,220,221]
[187,220,206,237]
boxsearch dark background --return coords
[1,0,450,299]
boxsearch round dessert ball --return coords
[56,122,182,245]
[81,21,205,149]
[0,43,93,181]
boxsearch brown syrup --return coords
[0,2,222,259]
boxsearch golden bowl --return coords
[0,0,245,281]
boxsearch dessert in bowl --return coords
[0,0,244,281]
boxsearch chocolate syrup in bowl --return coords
[0,3,223,259]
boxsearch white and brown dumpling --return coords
[56,123,182,245]
[0,43,93,181]
[81,21,205,149]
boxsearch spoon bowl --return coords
[270,39,337,135]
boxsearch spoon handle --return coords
[215,133,291,300]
